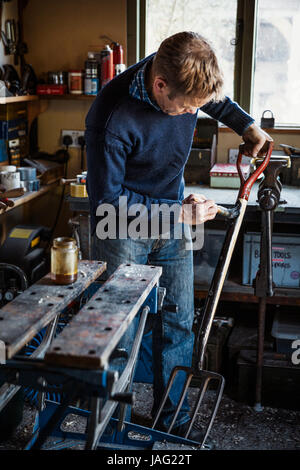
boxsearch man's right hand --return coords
[178,194,218,225]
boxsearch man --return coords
[85,31,272,440]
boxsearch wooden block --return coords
[44,263,162,370]
[0,260,106,359]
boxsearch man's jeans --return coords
[92,223,195,429]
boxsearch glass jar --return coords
[68,70,83,94]
[51,237,78,284]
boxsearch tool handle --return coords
[237,141,274,200]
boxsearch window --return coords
[252,0,300,126]
[128,0,300,127]
[145,0,238,99]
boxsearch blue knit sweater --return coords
[85,55,254,235]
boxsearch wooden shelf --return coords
[194,279,300,306]
[0,180,59,215]
[0,95,39,104]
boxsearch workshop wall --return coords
[22,0,127,177]
[0,0,19,70]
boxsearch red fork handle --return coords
[237,141,274,200]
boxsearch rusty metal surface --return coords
[44,263,162,370]
[0,260,106,359]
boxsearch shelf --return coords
[0,95,39,104]
[0,180,59,215]
[194,279,300,306]
[38,94,95,100]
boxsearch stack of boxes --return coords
[0,101,29,167]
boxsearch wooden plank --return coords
[44,263,162,370]
[0,260,106,359]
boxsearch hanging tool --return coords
[152,142,274,448]
[253,154,290,411]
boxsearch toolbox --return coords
[236,349,300,410]
[242,232,300,288]
[184,117,217,184]
[271,311,300,356]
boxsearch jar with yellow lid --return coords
[51,237,78,284]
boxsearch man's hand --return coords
[240,122,273,158]
[179,194,218,225]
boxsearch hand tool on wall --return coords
[152,142,274,448]
[252,154,290,411]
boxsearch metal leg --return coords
[254,297,267,411]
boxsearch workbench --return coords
[184,183,300,306]
[0,259,205,450]
[66,183,300,306]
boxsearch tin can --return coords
[101,45,114,87]
[84,55,99,96]
[51,237,78,285]
[68,70,83,94]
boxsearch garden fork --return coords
[152,142,274,448]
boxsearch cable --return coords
[50,136,71,239]
[78,135,85,171]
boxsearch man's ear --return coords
[153,76,167,94]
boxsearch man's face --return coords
[152,77,212,116]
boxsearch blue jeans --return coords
[92,223,195,429]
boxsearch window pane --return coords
[145,0,238,99]
[252,0,300,126]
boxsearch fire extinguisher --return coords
[101,44,114,87]
[112,42,124,76]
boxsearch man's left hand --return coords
[240,122,273,158]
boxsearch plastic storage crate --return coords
[271,311,300,356]
[243,232,300,288]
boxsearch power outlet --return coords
[61,130,85,148]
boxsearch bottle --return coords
[101,44,113,87]
[51,237,78,285]
[84,52,99,96]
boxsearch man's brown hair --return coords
[152,31,224,101]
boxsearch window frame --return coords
[127,0,299,128]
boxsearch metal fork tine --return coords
[200,374,225,448]
[167,370,193,434]
[152,366,188,429]
[186,375,210,437]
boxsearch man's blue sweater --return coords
[85,55,254,235]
